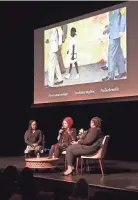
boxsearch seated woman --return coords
[48,117,77,158]
[24,120,43,157]
[64,117,104,176]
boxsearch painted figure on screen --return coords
[65,27,79,80]
[46,28,63,87]
[102,8,126,81]
[57,26,66,74]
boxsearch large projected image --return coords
[34,2,138,105]
[44,7,126,88]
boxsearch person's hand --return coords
[119,32,124,38]
[71,141,78,145]
[71,56,74,60]
[59,128,64,134]
[59,129,62,134]
[33,143,38,147]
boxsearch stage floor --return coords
[1,156,138,194]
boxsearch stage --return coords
[1,156,138,198]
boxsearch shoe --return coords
[63,169,75,176]
[54,80,63,85]
[74,74,79,79]
[45,85,53,88]
[102,76,114,81]
[65,74,70,79]
[115,72,127,79]
[101,66,108,70]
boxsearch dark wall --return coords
[2,1,136,162]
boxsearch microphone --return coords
[59,127,65,134]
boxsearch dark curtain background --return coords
[1,1,137,161]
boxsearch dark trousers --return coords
[66,144,98,166]
[108,38,125,78]
[69,62,79,74]
[49,143,64,158]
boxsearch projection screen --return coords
[34,2,138,106]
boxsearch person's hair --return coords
[71,27,77,34]
[20,167,33,181]
[28,120,36,131]
[63,117,74,128]
[20,167,34,188]
[4,165,18,182]
[73,178,88,199]
[20,168,34,198]
[91,117,102,128]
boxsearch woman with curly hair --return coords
[64,117,104,176]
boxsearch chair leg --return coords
[99,159,104,176]
[86,159,90,172]
[76,157,79,173]
[81,158,83,175]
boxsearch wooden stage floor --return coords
[0,156,138,196]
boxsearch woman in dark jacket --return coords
[64,117,103,176]
[48,117,77,158]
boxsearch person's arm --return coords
[78,128,99,145]
[71,45,75,60]
[24,131,32,146]
[36,130,42,145]
[57,134,60,141]
[119,10,126,33]
[69,128,77,142]
[57,128,64,141]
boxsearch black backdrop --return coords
[1,1,137,161]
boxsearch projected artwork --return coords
[44,7,126,87]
